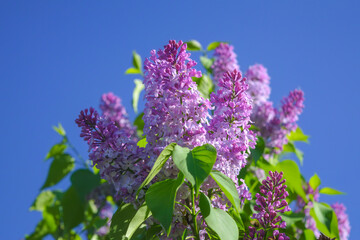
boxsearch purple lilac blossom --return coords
[143,40,212,238]
[208,70,256,180]
[100,92,136,135]
[252,90,305,153]
[206,70,255,209]
[75,103,149,202]
[331,203,351,240]
[245,64,271,106]
[246,171,290,240]
[143,40,211,152]
[212,43,240,85]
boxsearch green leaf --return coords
[186,40,202,51]
[146,224,162,240]
[45,143,67,160]
[136,143,177,197]
[134,112,144,137]
[70,169,101,200]
[287,127,309,143]
[132,51,142,71]
[125,204,152,239]
[26,220,51,240]
[137,138,148,148]
[210,171,241,213]
[319,187,345,195]
[309,173,321,190]
[125,68,142,74]
[300,229,316,240]
[227,208,245,232]
[145,173,184,235]
[258,159,307,202]
[62,186,85,231]
[200,56,214,71]
[282,141,304,165]
[132,79,144,113]
[310,202,339,239]
[30,191,55,211]
[193,75,214,98]
[207,42,221,51]
[251,136,265,164]
[199,193,238,240]
[108,203,137,240]
[53,123,66,136]
[172,144,217,195]
[41,154,75,189]
[279,212,305,226]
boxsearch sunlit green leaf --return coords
[145,173,184,235]
[126,204,152,239]
[137,138,148,148]
[207,42,221,51]
[125,68,142,74]
[200,56,214,71]
[210,171,241,213]
[310,202,339,239]
[53,123,66,137]
[199,193,238,240]
[45,143,67,160]
[282,141,304,165]
[309,173,321,190]
[172,144,217,195]
[186,40,202,51]
[41,154,75,189]
[132,51,142,71]
[132,79,144,113]
[319,187,345,195]
[108,203,137,240]
[287,127,309,143]
[137,143,177,197]
[30,191,55,212]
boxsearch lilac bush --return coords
[26,39,350,240]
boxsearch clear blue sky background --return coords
[1,1,359,239]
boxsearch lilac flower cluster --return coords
[245,64,271,106]
[246,171,290,239]
[251,89,305,153]
[207,70,256,196]
[212,43,240,85]
[76,93,149,202]
[243,63,305,154]
[143,40,211,153]
[331,203,351,240]
[100,92,136,134]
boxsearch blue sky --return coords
[1,0,359,239]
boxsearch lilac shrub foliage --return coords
[26,40,350,240]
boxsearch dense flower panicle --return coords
[75,108,118,149]
[252,171,290,231]
[100,92,135,134]
[212,43,240,85]
[206,70,255,209]
[246,64,271,106]
[76,102,148,202]
[331,203,351,240]
[143,40,211,155]
[208,70,256,179]
[252,89,305,153]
